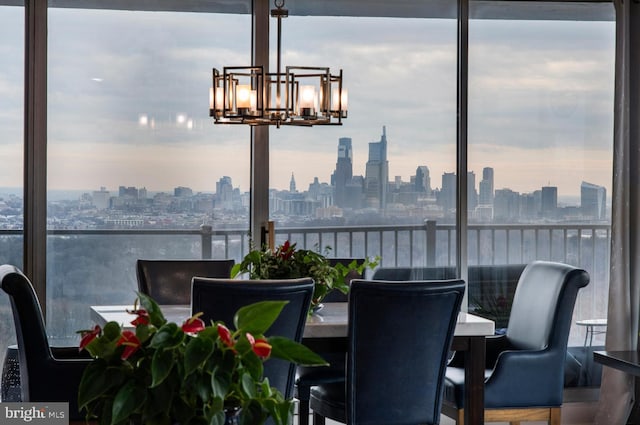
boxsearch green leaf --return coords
[239,349,263,381]
[230,263,243,278]
[137,292,167,328]
[111,379,147,424]
[269,336,328,366]
[234,300,288,334]
[209,411,226,425]
[210,365,232,398]
[150,348,174,387]
[78,360,126,409]
[150,322,185,349]
[184,336,214,376]
[240,371,257,398]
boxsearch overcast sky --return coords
[0,5,615,198]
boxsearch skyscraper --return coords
[289,173,297,193]
[439,172,456,214]
[541,186,558,218]
[216,176,234,210]
[332,137,353,208]
[479,167,494,206]
[468,171,478,212]
[364,126,389,209]
[415,166,431,196]
[581,181,607,220]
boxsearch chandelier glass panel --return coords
[209,0,347,127]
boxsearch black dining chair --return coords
[0,264,92,420]
[136,258,234,304]
[441,261,590,425]
[310,278,465,425]
[295,258,365,425]
[191,277,315,403]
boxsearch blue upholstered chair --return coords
[0,264,92,420]
[295,258,365,425]
[190,277,314,403]
[310,279,465,425]
[136,258,234,304]
[442,261,590,425]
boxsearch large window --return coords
[0,4,24,363]
[468,10,615,344]
[270,13,458,268]
[46,7,250,341]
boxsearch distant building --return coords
[581,181,607,220]
[364,126,389,209]
[479,167,494,206]
[216,176,234,210]
[439,172,456,214]
[289,173,297,193]
[92,187,110,210]
[415,166,431,196]
[468,171,478,212]
[494,188,520,221]
[174,186,193,197]
[332,137,354,208]
[541,186,558,219]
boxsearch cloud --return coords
[0,7,616,198]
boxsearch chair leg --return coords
[550,407,561,425]
[312,412,325,425]
[298,399,309,425]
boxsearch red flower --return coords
[217,324,235,348]
[79,325,101,351]
[130,309,150,327]
[252,338,272,359]
[277,241,295,260]
[246,332,271,358]
[117,330,141,360]
[182,317,206,334]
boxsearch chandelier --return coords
[209,0,347,127]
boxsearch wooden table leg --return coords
[464,335,486,425]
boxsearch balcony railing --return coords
[31,220,610,270]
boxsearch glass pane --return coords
[269,13,458,271]
[0,3,23,374]
[47,7,250,342]
[468,8,615,349]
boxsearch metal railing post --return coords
[201,225,212,259]
[425,220,437,266]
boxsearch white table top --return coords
[91,303,495,339]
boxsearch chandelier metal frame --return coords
[209,0,347,127]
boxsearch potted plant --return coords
[77,293,327,425]
[231,241,378,311]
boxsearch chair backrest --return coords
[136,259,235,304]
[506,261,590,351]
[323,258,366,302]
[0,264,90,420]
[371,266,457,281]
[347,279,465,425]
[0,264,51,402]
[190,277,314,400]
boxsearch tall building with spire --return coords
[364,126,389,209]
[289,173,297,193]
[332,137,353,208]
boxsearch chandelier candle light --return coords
[209,0,347,127]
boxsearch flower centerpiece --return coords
[77,293,327,425]
[231,241,378,311]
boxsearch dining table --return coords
[91,302,495,425]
